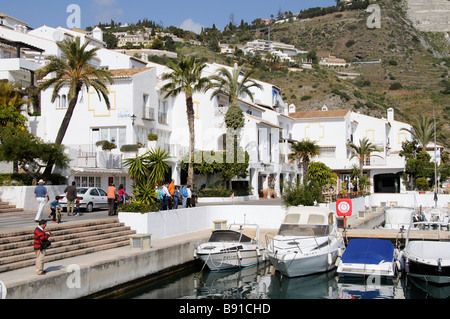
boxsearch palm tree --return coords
[288,139,320,184]
[207,64,263,108]
[347,137,383,172]
[37,37,114,179]
[401,116,435,153]
[160,56,211,186]
[0,81,28,128]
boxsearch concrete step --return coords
[0,219,136,273]
[0,200,24,214]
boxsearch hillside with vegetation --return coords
[93,0,449,147]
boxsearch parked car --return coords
[58,187,108,212]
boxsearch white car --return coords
[59,187,109,212]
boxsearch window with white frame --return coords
[157,130,171,152]
[99,127,127,149]
[158,100,169,124]
[319,147,336,159]
[75,176,102,188]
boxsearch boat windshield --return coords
[208,230,252,243]
[278,224,330,237]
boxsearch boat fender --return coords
[237,250,243,261]
[337,248,343,257]
[193,252,198,260]
[335,256,341,267]
[395,260,402,272]
[327,253,333,265]
[256,247,261,257]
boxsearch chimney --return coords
[92,26,103,42]
[387,108,394,122]
[289,104,296,114]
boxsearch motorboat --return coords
[337,239,399,279]
[194,224,266,271]
[400,220,450,285]
[266,206,345,278]
[384,207,416,230]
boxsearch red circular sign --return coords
[336,199,352,217]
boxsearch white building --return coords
[1,15,438,199]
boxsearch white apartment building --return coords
[1,15,432,199]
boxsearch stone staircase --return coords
[0,200,23,214]
[0,219,136,273]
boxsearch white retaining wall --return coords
[119,205,289,240]
[0,186,66,212]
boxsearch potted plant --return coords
[416,177,429,194]
[147,133,158,149]
[262,189,269,199]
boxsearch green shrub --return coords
[416,177,429,191]
[119,201,160,214]
[281,182,323,207]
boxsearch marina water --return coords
[113,261,449,299]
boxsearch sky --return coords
[1,0,336,32]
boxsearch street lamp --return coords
[131,114,137,125]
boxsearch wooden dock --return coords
[342,228,450,247]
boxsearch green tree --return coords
[0,82,28,129]
[0,125,70,183]
[207,64,263,109]
[401,116,436,153]
[308,161,337,189]
[289,139,320,184]
[347,137,383,173]
[160,56,211,187]
[37,37,114,179]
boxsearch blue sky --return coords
[2,0,336,32]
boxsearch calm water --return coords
[113,261,450,300]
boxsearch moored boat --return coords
[265,206,345,278]
[401,221,450,285]
[195,224,265,271]
[337,238,399,279]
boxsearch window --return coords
[158,100,168,124]
[90,189,99,196]
[157,130,171,152]
[319,147,336,159]
[99,127,127,148]
[75,176,102,189]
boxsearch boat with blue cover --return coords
[337,239,399,279]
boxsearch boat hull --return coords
[268,248,340,278]
[197,246,264,271]
[405,258,450,285]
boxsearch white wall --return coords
[119,205,288,240]
[0,185,66,211]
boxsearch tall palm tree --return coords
[160,56,211,186]
[401,116,436,153]
[37,37,114,179]
[288,139,320,184]
[347,137,383,172]
[207,64,263,108]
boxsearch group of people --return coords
[155,180,195,211]
[106,183,129,216]
[34,180,81,224]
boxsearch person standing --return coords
[64,181,78,216]
[161,182,171,210]
[118,184,129,204]
[34,179,49,222]
[107,183,117,216]
[168,179,175,209]
[186,185,192,208]
[34,220,52,275]
[181,184,188,208]
[173,186,180,209]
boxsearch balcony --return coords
[0,58,41,72]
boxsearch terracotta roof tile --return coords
[289,110,350,119]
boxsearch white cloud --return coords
[92,0,124,23]
[180,19,203,34]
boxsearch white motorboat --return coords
[384,207,416,230]
[401,220,450,285]
[337,239,399,279]
[195,224,266,271]
[266,206,345,278]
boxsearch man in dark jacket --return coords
[64,181,78,216]
[34,220,52,275]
